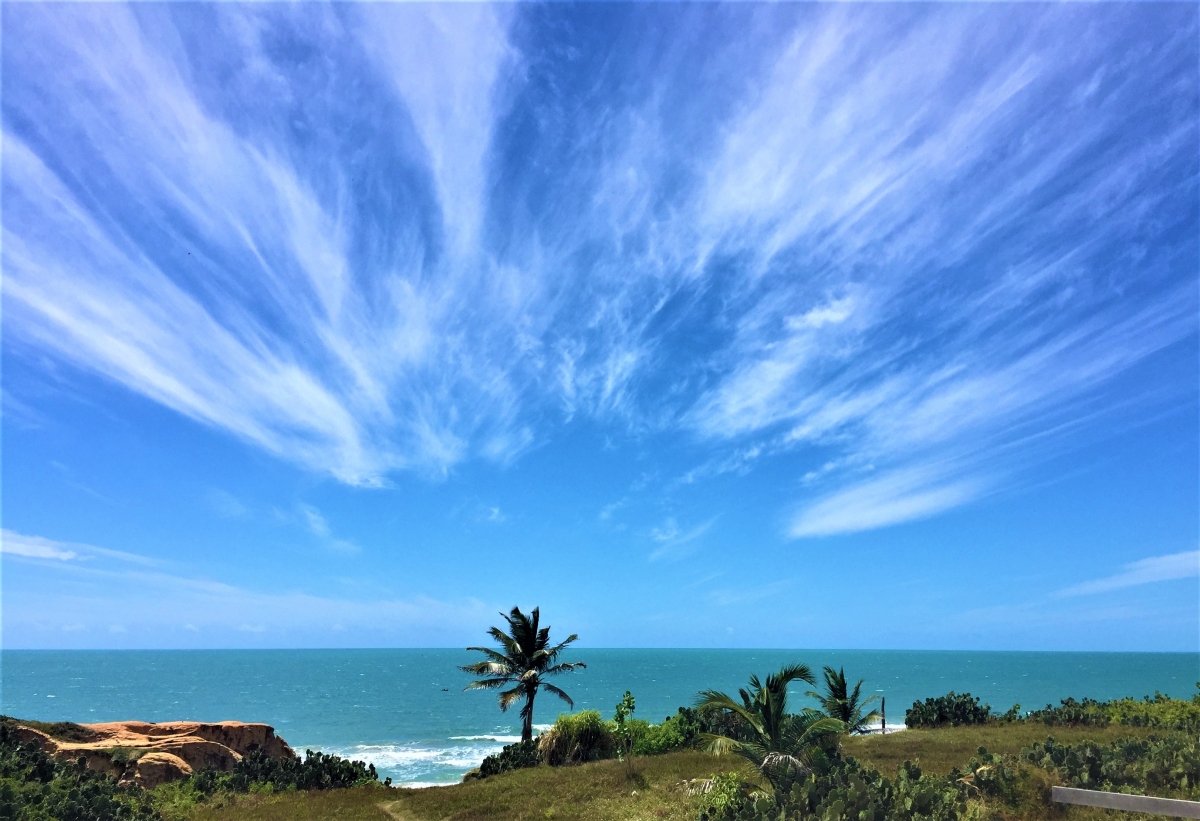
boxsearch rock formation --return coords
[11,720,296,789]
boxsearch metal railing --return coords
[1052,786,1200,819]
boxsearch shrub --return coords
[0,722,160,821]
[680,705,755,742]
[478,739,540,778]
[1026,691,1200,732]
[189,748,388,794]
[906,693,992,728]
[633,715,690,756]
[1102,692,1200,732]
[696,772,751,821]
[1021,734,1200,795]
[538,710,615,766]
[1026,697,1110,727]
[698,756,976,821]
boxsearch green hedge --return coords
[478,740,540,778]
[905,692,992,728]
[189,748,387,794]
[1022,734,1200,794]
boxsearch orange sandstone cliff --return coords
[12,720,295,789]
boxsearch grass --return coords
[185,785,397,821]
[184,752,754,821]
[180,724,1176,821]
[844,722,1161,777]
[388,751,755,821]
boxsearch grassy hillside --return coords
[183,723,1174,821]
[187,751,753,821]
[843,721,1160,776]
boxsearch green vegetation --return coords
[1022,734,1200,793]
[187,723,1195,821]
[460,606,586,743]
[695,663,845,790]
[1028,690,1200,732]
[907,684,1200,732]
[475,739,539,779]
[0,717,98,744]
[390,750,752,821]
[189,749,387,795]
[905,693,993,728]
[0,722,159,821]
[539,709,618,766]
[807,667,881,735]
[844,721,1159,777]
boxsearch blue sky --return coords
[2,2,1197,651]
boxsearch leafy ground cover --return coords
[0,722,158,821]
[843,722,1160,777]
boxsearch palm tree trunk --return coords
[522,687,536,742]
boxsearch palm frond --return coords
[460,661,514,677]
[497,686,524,712]
[697,733,743,757]
[463,677,512,691]
[541,682,574,708]
[770,663,816,689]
[462,647,516,668]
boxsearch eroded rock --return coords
[9,719,296,787]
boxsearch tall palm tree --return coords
[696,663,844,789]
[807,666,881,735]
[460,606,586,742]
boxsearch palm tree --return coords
[807,666,881,735]
[696,663,845,789]
[460,606,586,742]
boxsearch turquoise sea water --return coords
[2,650,1196,785]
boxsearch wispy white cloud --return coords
[2,531,78,561]
[300,505,331,538]
[1057,551,1200,598]
[3,3,1193,541]
[297,504,360,555]
[649,516,716,562]
[789,466,985,538]
[1,529,159,566]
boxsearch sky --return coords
[2,2,1198,652]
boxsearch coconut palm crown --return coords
[807,666,881,735]
[695,662,845,789]
[460,606,586,742]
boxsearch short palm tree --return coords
[696,663,845,789]
[807,666,881,735]
[460,606,586,742]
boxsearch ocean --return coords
[2,649,1196,786]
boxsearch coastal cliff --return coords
[10,719,295,789]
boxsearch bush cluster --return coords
[1021,734,1200,795]
[908,686,1200,731]
[1026,689,1200,732]
[0,723,160,821]
[698,755,998,821]
[698,732,1200,821]
[1026,697,1110,727]
[478,740,540,778]
[473,704,715,779]
[189,748,388,795]
[905,693,992,728]
[538,710,616,766]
